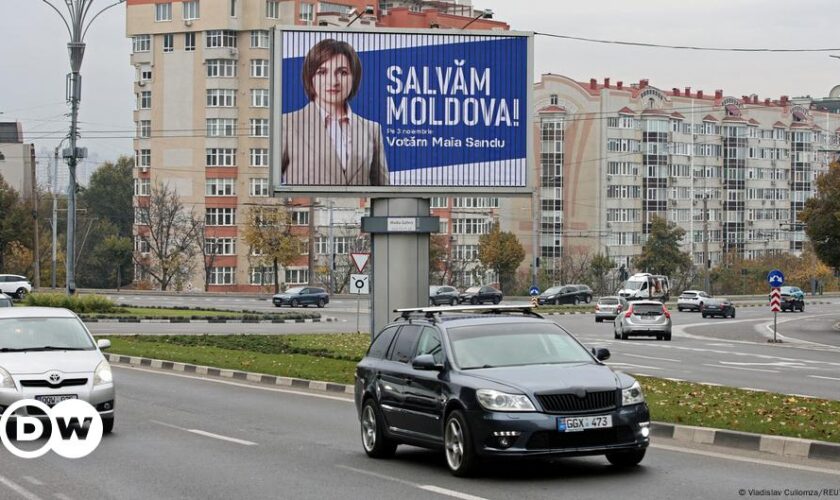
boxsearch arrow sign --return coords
[767,269,785,288]
[529,286,540,297]
[351,253,370,273]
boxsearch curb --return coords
[83,317,337,324]
[106,353,839,464]
[537,300,834,316]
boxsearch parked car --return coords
[429,286,459,306]
[0,307,116,433]
[0,293,13,307]
[458,286,503,305]
[355,305,651,476]
[613,300,672,341]
[272,287,329,308]
[537,285,586,305]
[771,286,805,312]
[0,275,32,300]
[701,298,735,318]
[595,296,628,323]
[617,274,670,302]
[677,290,712,312]
[569,284,594,304]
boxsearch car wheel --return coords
[665,333,672,341]
[444,410,479,477]
[656,334,663,341]
[361,399,397,459]
[553,299,559,305]
[103,417,114,434]
[596,318,602,323]
[450,298,457,306]
[678,307,683,312]
[730,311,736,318]
[574,297,580,305]
[702,313,707,318]
[585,296,592,304]
[620,330,628,340]
[614,328,620,340]
[317,298,326,308]
[606,449,646,467]
[698,303,704,312]
[799,304,805,313]
[470,297,478,305]
[15,288,27,300]
[492,296,501,305]
[290,299,299,307]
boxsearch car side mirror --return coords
[591,347,610,362]
[97,339,112,350]
[412,354,443,371]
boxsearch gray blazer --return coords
[281,102,389,186]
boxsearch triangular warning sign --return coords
[351,253,370,273]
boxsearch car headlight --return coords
[94,360,113,385]
[476,389,535,412]
[622,381,645,406]
[0,367,15,390]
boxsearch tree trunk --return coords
[116,265,121,291]
[273,258,279,294]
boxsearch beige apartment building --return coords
[0,122,36,201]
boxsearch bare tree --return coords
[134,182,201,291]
[559,247,593,285]
[194,219,218,292]
[242,205,301,294]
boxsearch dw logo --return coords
[0,399,103,459]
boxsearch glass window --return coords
[388,325,422,363]
[133,35,151,53]
[183,1,199,20]
[0,318,96,350]
[416,327,444,364]
[162,33,174,52]
[155,2,172,21]
[368,326,399,359]
[250,59,269,78]
[266,0,279,18]
[300,2,314,21]
[251,89,270,108]
[185,32,196,51]
[250,30,269,49]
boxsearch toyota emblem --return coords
[48,372,62,384]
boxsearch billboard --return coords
[271,27,533,196]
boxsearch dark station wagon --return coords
[354,305,651,476]
[272,287,330,308]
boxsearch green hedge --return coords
[24,293,119,314]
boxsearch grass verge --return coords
[101,334,840,444]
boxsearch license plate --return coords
[35,395,77,407]
[557,415,613,432]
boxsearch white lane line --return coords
[623,353,681,363]
[606,362,662,371]
[150,420,257,446]
[21,477,44,486]
[702,364,779,374]
[336,465,489,500]
[651,443,840,477]
[739,387,768,392]
[809,375,840,382]
[0,474,42,500]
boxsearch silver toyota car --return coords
[0,307,116,433]
[612,301,672,341]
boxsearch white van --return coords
[617,273,670,302]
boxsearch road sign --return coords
[350,274,370,295]
[351,253,370,273]
[529,286,540,296]
[770,287,781,313]
[767,269,785,288]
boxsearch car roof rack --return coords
[394,304,544,321]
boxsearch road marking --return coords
[739,387,768,392]
[809,375,840,382]
[0,474,42,500]
[150,420,258,446]
[606,362,662,370]
[623,353,681,363]
[702,364,779,373]
[21,477,44,486]
[651,443,840,477]
[336,465,489,500]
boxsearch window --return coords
[250,148,269,167]
[206,178,236,196]
[452,218,489,235]
[291,210,309,226]
[155,2,172,21]
[208,267,235,285]
[138,120,151,139]
[162,34,174,52]
[250,30,269,49]
[206,89,236,108]
[452,245,479,261]
[284,268,308,285]
[249,266,275,285]
[133,35,151,53]
[250,178,269,197]
[134,178,150,196]
[430,197,448,208]
[416,327,443,364]
[550,94,558,106]
[205,238,236,255]
[251,89,270,108]
[205,208,236,226]
[185,32,196,51]
[206,148,236,167]
[206,118,236,137]
[320,2,352,15]
[135,236,150,254]
[140,67,152,81]
[315,237,350,255]
[388,325,422,363]
[250,59,269,78]
[453,197,499,209]
[230,0,237,16]
[138,91,151,109]
[367,327,398,359]
[183,1,199,20]
[206,30,237,49]
[136,149,151,167]
[606,138,640,152]
[134,207,150,225]
[300,2,314,21]
[266,0,279,18]
[250,119,269,137]
[206,59,237,78]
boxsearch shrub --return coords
[23,293,118,314]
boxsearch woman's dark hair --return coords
[301,39,362,101]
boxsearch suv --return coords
[775,286,805,312]
[458,286,503,305]
[677,290,711,312]
[429,286,459,306]
[355,305,651,476]
[0,275,31,300]
[272,287,329,308]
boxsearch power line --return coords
[534,32,840,53]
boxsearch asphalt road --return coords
[1,366,837,500]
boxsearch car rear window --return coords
[599,298,619,305]
[681,292,697,298]
[632,304,664,315]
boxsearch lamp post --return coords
[461,9,493,29]
[42,0,125,295]
[346,5,374,26]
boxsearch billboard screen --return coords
[271,27,533,195]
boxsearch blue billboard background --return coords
[281,34,528,179]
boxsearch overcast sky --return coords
[2,0,839,164]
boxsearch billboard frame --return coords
[270,26,535,198]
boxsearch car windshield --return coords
[284,287,305,294]
[624,281,644,290]
[544,287,563,295]
[465,287,480,293]
[447,323,593,369]
[0,318,95,351]
[632,304,663,315]
[681,292,697,298]
[430,286,441,294]
[599,298,619,305]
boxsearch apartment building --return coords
[0,122,36,200]
[126,0,507,291]
[533,75,840,280]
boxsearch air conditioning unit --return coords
[229,48,238,57]
[185,20,193,27]
[761,199,766,205]
[748,220,753,226]
[606,174,612,181]
[771,180,776,186]
[138,81,146,87]
[139,166,149,173]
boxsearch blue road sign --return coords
[767,269,785,288]
[529,286,540,296]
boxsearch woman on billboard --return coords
[282,39,390,186]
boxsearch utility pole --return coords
[42,0,125,295]
[703,193,710,292]
[31,154,41,289]
[328,200,335,294]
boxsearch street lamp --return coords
[42,0,125,295]
[347,5,374,26]
[461,9,493,29]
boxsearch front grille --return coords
[20,378,88,388]
[536,390,618,414]
[526,426,635,450]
